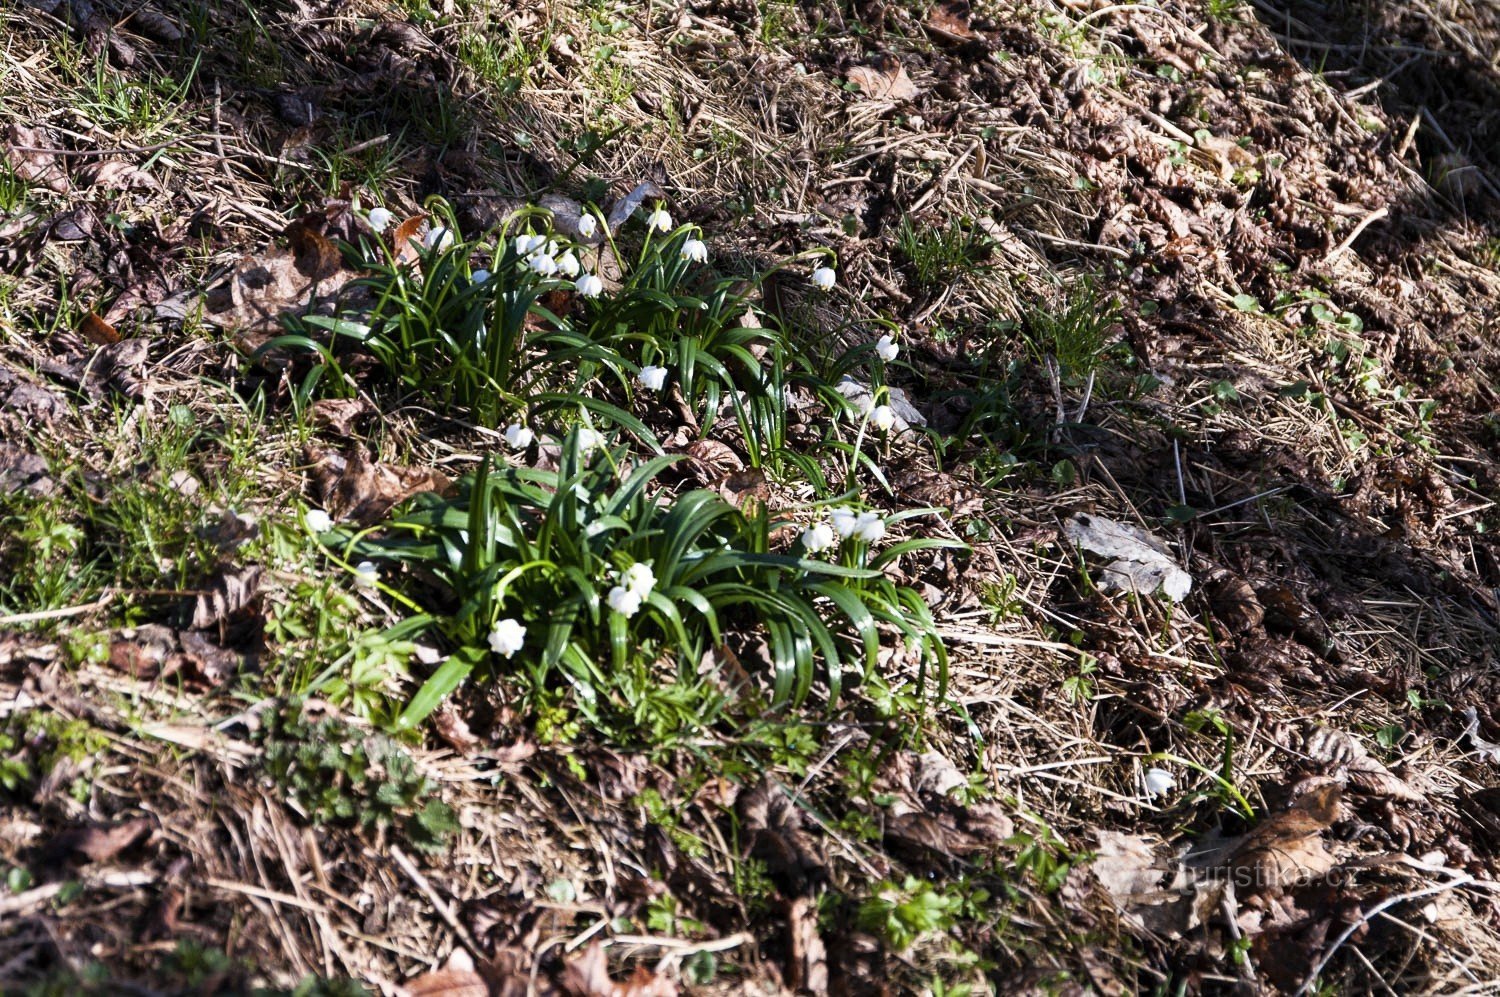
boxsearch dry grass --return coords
[2,0,1500,993]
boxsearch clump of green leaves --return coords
[257,702,458,853]
[345,428,948,743]
[895,217,994,289]
[855,876,978,951]
[0,709,109,801]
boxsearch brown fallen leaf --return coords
[309,397,374,437]
[3,124,70,193]
[76,159,159,192]
[79,312,122,346]
[190,565,264,630]
[391,213,429,266]
[740,778,826,889]
[125,6,184,43]
[925,0,978,42]
[0,442,54,497]
[46,817,154,864]
[560,942,678,997]
[1303,726,1423,802]
[431,703,480,755]
[847,56,920,101]
[403,949,488,997]
[1223,782,1342,891]
[203,217,358,344]
[307,446,451,525]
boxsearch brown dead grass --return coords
[3,0,1500,993]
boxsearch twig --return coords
[389,844,484,959]
[1294,872,1475,996]
[0,590,116,626]
[1323,206,1389,264]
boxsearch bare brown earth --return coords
[3,0,1500,994]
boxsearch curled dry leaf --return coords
[307,446,451,525]
[1222,782,1342,891]
[847,55,920,101]
[204,216,356,345]
[403,949,487,997]
[739,778,826,889]
[561,942,678,997]
[391,213,430,266]
[191,565,264,630]
[76,159,159,191]
[308,397,374,437]
[1303,725,1424,802]
[0,442,54,497]
[125,6,183,42]
[2,124,70,193]
[78,312,121,346]
[1463,707,1500,764]
[605,180,665,234]
[46,817,154,864]
[925,0,979,42]
[431,703,481,755]
[1064,512,1192,601]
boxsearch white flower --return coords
[853,511,886,544]
[353,560,379,589]
[424,226,454,251]
[577,214,598,239]
[810,266,836,290]
[576,273,604,298]
[576,427,605,451]
[515,233,545,255]
[621,562,656,598]
[1145,767,1176,798]
[487,618,526,658]
[557,251,580,277]
[646,205,672,232]
[305,509,332,534]
[875,334,899,361]
[801,522,836,552]
[471,269,490,284]
[503,423,534,450]
[830,508,860,538]
[869,405,896,432]
[636,365,668,392]
[528,252,557,276]
[606,585,642,617]
[367,207,393,233]
[681,239,708,263]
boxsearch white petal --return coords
[367,207,393,233]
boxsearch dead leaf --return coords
[1064,512,1192,601]
[3,124,69,193]
[718,467,767,509]
[847,56,920,101]
[76,159,158,191]
[309,397,373,437]
[740,778,826,889]
[174,630,241,684]
[125,6,183,43]
[1463,708,1500,764]
[404,949,488,997]
[1206,568,1263,634]
[925,1,978,42]
[561,942,677,997]
[190,565,264,629]
[391,213,429,266]
[0,442,54,496]
[786,896,828,994]
[605,180,666,235]
[1222,783,1342,891]
[432,704,480,755]
[108,625,178,680]
[79,312,121,346]
[307,446,451,525]
[203,218,357,342]
[48,206,95,242]
[1304,726,1423,802]
[46,817,153,864]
